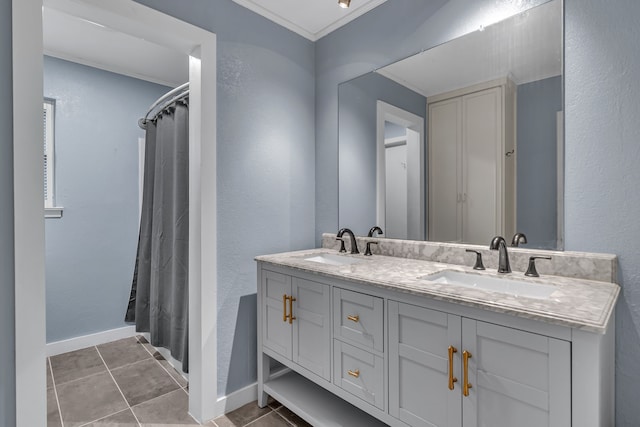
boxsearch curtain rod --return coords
[138,82,189,129]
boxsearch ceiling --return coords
[43,7,188,88]
[378,0,562,97]
[43,0,388,88]
[232,0,388,41]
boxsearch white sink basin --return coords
[303,253,364,266]
[423,270,557,300]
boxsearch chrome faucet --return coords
[489,236,511,273]
[511,232,528,247]
[367,226,383,237]
[337,228,359,254]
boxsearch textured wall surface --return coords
[338,72,426,236]
[0,1,16,425]
[564,0,640,424]
[43,56,170,342]
[517,75,563,249]
[133,0,316,396]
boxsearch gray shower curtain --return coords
[125,101,189,372]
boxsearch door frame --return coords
[12,0,218,423]
[376,101,425,240]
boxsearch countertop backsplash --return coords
[322,233,617,283]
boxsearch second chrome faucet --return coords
[489,236,511,273]
[337,226,384,256]
[336,228,359,254]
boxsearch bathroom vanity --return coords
[256,237,618,427]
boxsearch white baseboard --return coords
[214,382,258,417]
[46,325,137,357]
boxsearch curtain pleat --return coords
[126,101,189,373]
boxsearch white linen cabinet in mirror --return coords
[428,78,516,245]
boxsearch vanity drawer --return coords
[333,288,384,352]
[334,340,384,410]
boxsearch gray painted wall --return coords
[318,0,640,423]
[338,72,425,236]
[0,0,16,425]
[43,56,170,342]
[517,75,562,249]
[565,0,640,424]
[133,0,316,396]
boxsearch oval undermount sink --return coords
[303,253,365,266]
[422,270,557,300]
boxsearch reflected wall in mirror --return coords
[338,0,563,250]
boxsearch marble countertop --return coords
[256,248,620,334]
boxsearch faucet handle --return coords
[336,237,347,253]
[465,249,485,270]
[364,241,378,256]
[525,256,552,277]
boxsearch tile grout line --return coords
[272,408,297,427]
[48,357,65,427]
[243,408,291,427]
[127,387,197,418]
[94,345,143,427]
[106,354,154,372]
[76,408,137,427]
[175,385,204,425]
[136,335,188,390]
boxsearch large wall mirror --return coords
[339,0,563,250]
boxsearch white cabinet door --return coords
[389,301,462,427]
[261,271,332,381]
[461,319,571,427]
[389,302,571,427]
[292,278,331,381]
[461,88,502,245]
[262,270,292,359]
[428,97,462,243]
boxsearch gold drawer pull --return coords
[348,369,360,378]
[347,315,360,323]
[463,350,472,397]
[288,296,297,324]
[448,346,458,390]
[282,294,288,322]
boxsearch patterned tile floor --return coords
[47,336,311,427]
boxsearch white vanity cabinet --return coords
[388,301,570,427]
[257,261,614,427]
[261,270,331,381]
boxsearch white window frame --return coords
[43,98,62,218]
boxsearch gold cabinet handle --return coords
[282,294,288,322]
[348,369,360,378]
[448,346,458,390]
[347,314,360,323]
[288,296,297,324]
[463,350,472,397]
